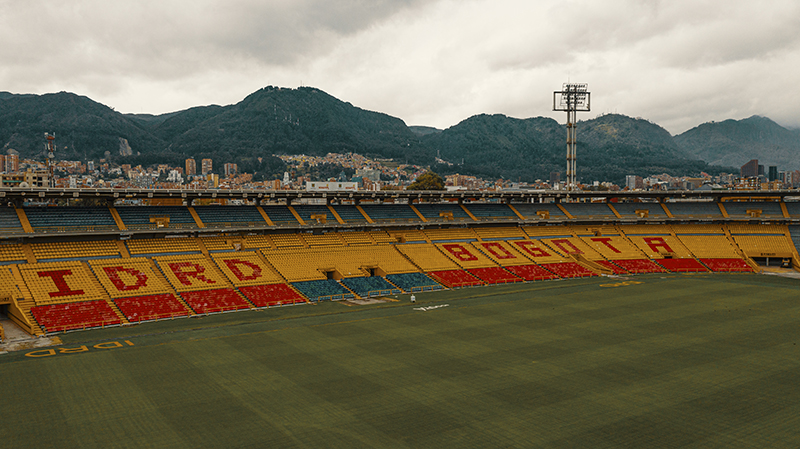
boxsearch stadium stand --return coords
[369,230,396,244]
[32,240,120,260]
[193,206,267,228]
[293,205,334,224]
[504,264,560,281]
[338,231,376,245]
[608,259,665,274]
[270,233,306,248]
[473,241,536,266]
[627,235,694,259]
[0,207,25,234]
[522,225,574,238]
[261,206,300,226]
[513,203,567,220]
[90,258,174,297]
[116,206,198,230]
[389,229,428,243]
[396,244,461,271]
[699,259,752,272]
[561,203,617,219]
[785,202,800,218]
[594,260,629,274]
[464,203,517,220]
[663,202,722,218]
[571,225,620,236]
[424,228,478,241]
[180,288,252,314]
[677,235,741,259]
[467,267,521,284]
[113,294,190,322]
[580,236,645,260]
[538,262,596,278]
[24,206,118,232]
[619,224,671,235]
[302,233,345,247]
[541,238,605,260]
[0,244,27,263]
[241,235,273,249]
[341,276,401,297]
[414,203,472,222]
[332,205,368,223]
[437,242,498,269]
[427,269,483,288]
[732,234,796,258]
[656,258,709,272]
[200,237,241,252]
[612,203,667,218]
[291,279,354,301]
[31,300,121,332]
[473,226,526,240]
[385,273,442,292]
[211,252,285,286]
[727,223,785,235]
[126,237,202,256]
[18,261,107,304]
[154,255,233,292]
[359,204,419,223]
[238,283,307,307]
[723,201,785,218]
[671,224,725,234]
[510,239,568,263]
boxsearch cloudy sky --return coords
[2,0,799,134]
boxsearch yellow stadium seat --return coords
[18,261,106,305]
[90,258,173,298]
[154,255,232,292]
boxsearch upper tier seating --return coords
[727,224,785,235]
[31,299,121,332]
[612,203,667,218]
[395,244,461,271]
[671,224,725,234]
[89,258,173,298]
[437,242,499,269]
[513,204,567,220]
[126,238,201,256]
[663,202,722,218]
[0,207,25,234]
[579,236,645,260]
[0,244,26,263]
[341,276,401,297]
[465,204,517,220]
[619,224,671,235]
[211,252,284,286]
[116,206,197,230]
[677,235,741,259]
[32,241,120,260]
[723,202,784,218]
[332,205,368,223]
[193,206,266,227]
[24,207,118,232]
[385,273,442,292]
[180,288,251,314]
[19,261,106,305]
[360,204,419,223]
[561,203,617,219]
[522,225,573,238]
[113,294,190,322]
[427,270,483,288]
[732,235,796,258]
[627,235,694,258]
[414,203,472,222]
[291,279,353,301]
[473,227,526,240]
[154,254,232,292]
[261,206,300,226]
[472,240,538,266]
[467,267,521,284]
[302,233,345,247]
[571,225,619,236]
[504,264,559,281]
[292,205,334,224]
[785,202,800,218]
[424,228,478,241]
[238,284,307,307]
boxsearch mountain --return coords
[409,125,441,136]
[675,116,800,170]
[422,113,714,184]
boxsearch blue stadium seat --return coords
[116,206,198,230]
[340,277,400,297]
[24,207,118,232]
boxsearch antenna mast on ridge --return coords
[44,132,56,188]
[553,83,590,191]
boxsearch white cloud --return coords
[2,0,800,134]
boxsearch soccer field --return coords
[1,273,799,448]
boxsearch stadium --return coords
[1,186,799,447]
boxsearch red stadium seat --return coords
[656,258,708,273]
[238,284,307,307]
[31,300,121,333]
[539,262,597,278]
[596,260,628,274]
[611,259,666,274]
[114,294,191,322]
[180,288,252,314]
[504,264,560,281]
[467,267,522,284]
[699,259,753,272]
[428,270,484,288]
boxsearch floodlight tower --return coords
[553,83,590,191]
[44,133,56,187]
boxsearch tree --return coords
[407,171,445,190]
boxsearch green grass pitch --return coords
[1,273,799,448]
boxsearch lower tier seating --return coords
[238,284,307,307]
[504,264,560,281]
[596,260,629,274]
[539,262,597,278]
[467,267,521,284]
[31,300,121,332]
[180,288,252,314]
[611,259,666,274]
[385,273,442,292]
[113,294,190,322]
[427,270,483,288]
[699,259,753,272]
[341,277,401,297]
[291,279,354,301]
[656,258,708,272]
